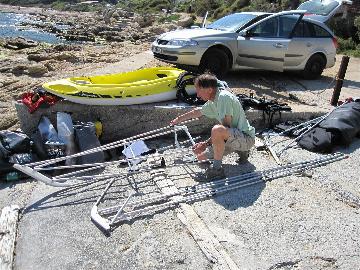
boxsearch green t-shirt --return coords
[200,86,255,138]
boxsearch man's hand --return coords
[192,141,207,155]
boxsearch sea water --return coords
[0,12,65,43]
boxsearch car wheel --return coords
[199,48,229,78]
[302,54,326,80]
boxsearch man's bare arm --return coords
[222,115,232,128]
[170,108,202,125]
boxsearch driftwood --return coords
[0,205,20,270]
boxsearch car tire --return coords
[199,48,229,78]
[302,54,326,80]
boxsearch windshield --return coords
[207,13,258,31]
[297,0,339,16]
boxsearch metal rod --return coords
[97,153,345,218]
[112,154,346,222]
[28,120,197,168]
[276,117,323,137]
[44,137,199,172]
[110,193,135,225]
[277,111,333,155]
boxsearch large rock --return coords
[135,15,155,28]
[177,16,194,28]
[11,65,28,75]
[166,23,178,31]
[27,64,48,76]
[43,60,58,71]
[3,37,38,50]
[149,25,168,35]
[55,52,78,63]
[27,53,52,62]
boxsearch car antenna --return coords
[202,11,208,28]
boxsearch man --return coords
[170,73,255,181]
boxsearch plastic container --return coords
[5,171,20,182]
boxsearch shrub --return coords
[230,0,250,11]
[51,1,66,10]
[247,0,280,12]
[337,37,357,51]
[157,13,180,23]
[355,16,360,41]
[337,37,360,57]
[193,0,222,16]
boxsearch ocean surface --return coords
[0,12,66,43]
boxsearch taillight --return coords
[332,37,338,49]
[304,13,313,16]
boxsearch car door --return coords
[236,13,303,71]
[285,20,335,68]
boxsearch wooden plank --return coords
[0,205,20,270]
[152,172,239,270]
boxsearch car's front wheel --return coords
[302,54,326,80]
[199,48,229,78]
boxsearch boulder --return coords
[149,25,168,35]
[177,16,194,28]
[43,60,57,71]
[135,15,155,28]
[27,64,48,76]
[3,37,38,50]
[27,53,52,62]
[166,23,178,31]
[53,44,81,52]
[55,52,78,63]
[11,65,28,75]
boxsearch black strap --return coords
[176,71,205,105]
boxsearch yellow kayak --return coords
[42,67,194,105]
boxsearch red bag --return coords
[21,92,58,113]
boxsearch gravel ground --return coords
[8,129,360,270]
[1,52,359,269]
[191,138,360,269]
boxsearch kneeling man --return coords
[170,73,255,181]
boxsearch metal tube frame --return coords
[91,153,347,233]
[14,121,199,187]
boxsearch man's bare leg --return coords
[195,124,230,162]
[211,125,230,161]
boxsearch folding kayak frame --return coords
[13,119,348,234]
[91,152,347,233]
[13,120,198,188]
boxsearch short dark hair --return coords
[194,73,218,89]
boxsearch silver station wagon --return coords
[152,10,338,78]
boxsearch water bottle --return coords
[94,119,103,138]
[5,171,20,182]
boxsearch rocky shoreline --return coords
[0,4,196,130]
[0,4,350,132]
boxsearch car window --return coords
[297,0,339,16]
[207,13,258,31]
[238,14,271,31]
[293,21,312,37]
[279,15,299,38]
[250,17,278,37]
[293,21,332,38]
[249,14,301,38]
[312,23,332,37]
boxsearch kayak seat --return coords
[156,73,168,78]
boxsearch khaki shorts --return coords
[205,128,255,159]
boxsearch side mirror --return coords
[239,30,251,37]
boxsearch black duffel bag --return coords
[0,131,31,155]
